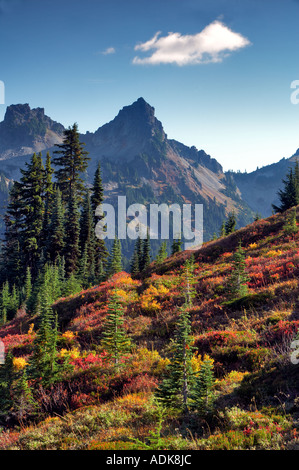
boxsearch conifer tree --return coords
[11,366,36,424]
[136,236,144,271]
[142,229,151,271]
[130,242,140,276]
[42,152,54,251]
[52,123,90,203]
[156,241,168,264]
[225,211,237,235]
[227,241,249,298]
[171,238,182,255]
[191,357,215,416]
[19,152,45,275]
[0,351,14,418]
[219,221,226,237]
[155,303,195,414]
[272,163,299,213]
[2,182,23,286]
[47,188,65,263]
[29,288,59,385]
[107,237,122,277]
[91,162,109,280]
[101,291,131,369]
[155,258,196,414]
[0,281,10,325]
[64,188,81,276]
[283,207,298,236]
[79,190,96,284]
[24,266,32,306]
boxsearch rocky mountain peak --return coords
[0,103,65,160]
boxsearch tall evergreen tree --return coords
[142,229,151,271]
[64,188,81,276]
[155,303,195,414]
[19,152,45,275]
[219,220,226,237]
[130,242,140,276]
[2,182,23,286]
[24,266,32,306]
[191,357,215,416]
[107,237,122,277]
[29,288,59,385]
[79,191,96,284]
[156,241,168,265]
[91,162,109,280]
[41,152,54,253]
[47,188,65,263]
[224,211,237,235]
[101,291,131,369]
[227,241,250,299]
[0,351,14,418]
[52,123,90,203]
[272,163,299,213]
[155,258,196,414]
[283,207,298,236]
[171,238,182,255]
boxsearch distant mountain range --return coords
[0,98,297,246]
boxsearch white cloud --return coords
[133,21,251,66]
[102,47,116,55]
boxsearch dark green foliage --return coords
[47,188,65,263]
[219,221,226,237]
[24,266,32,306]
[11,368,37,424]
[64,189,81,276]
[224,211,237,235]
[0,281,20,324]
[272,161,299,213]
[92,162,109,280]
[171,238,182,255]
[41,152,55,250]
[52,123,90,203]
[130,241,140,275]
[155,259,196,414]
[79,191,96,286]
[155,303,195,414]
[142,230,151,271]
[107,238,122,278]
[191,358,215,415]
[2,182,23,286]
[0,351,14,418]
[226,241,250,299]
[20,152,45,275]
[283,207,298,236]
[156,241,168,264]
[29,288,60,386]
[101,291,131,368]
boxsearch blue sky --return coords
[0,0,298,172]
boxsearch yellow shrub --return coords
[13,357,28,370]
[62,331,75,341]
[191,352,214,374]
[28,323,34,335]
[265,249,283,258]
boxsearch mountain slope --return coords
[0,104,64,161]
[0,207,299,449]
[231,149,299,217]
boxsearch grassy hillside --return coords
[1,207,299,450]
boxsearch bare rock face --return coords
[83,97,167,162]
[0,104,64,160]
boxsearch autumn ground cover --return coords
[0,208,299,450]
